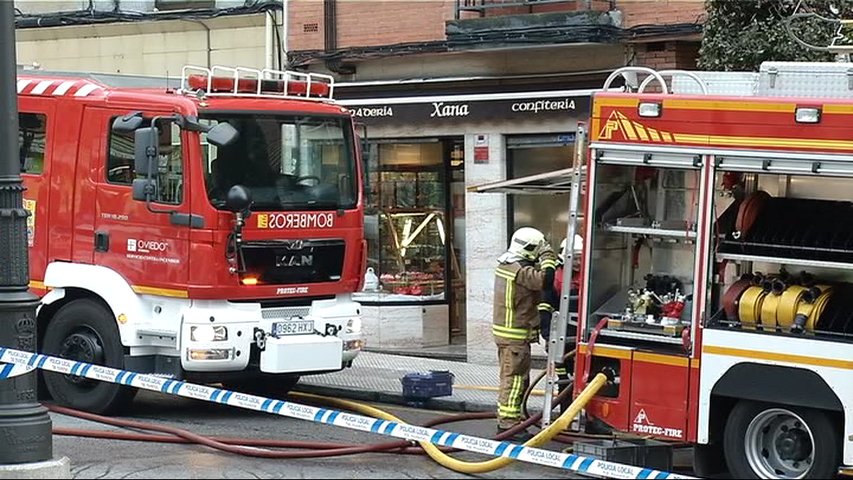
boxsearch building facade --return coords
[13,0,707,364]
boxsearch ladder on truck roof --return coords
[611,62,853,99]
[179,65,336,102]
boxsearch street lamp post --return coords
[0,0,53,465]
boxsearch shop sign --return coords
[343,94,591,126]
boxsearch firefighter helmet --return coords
[558,234,584,263]
[508,227,546,261]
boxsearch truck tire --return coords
[223,374,300,399]
[692,443,726,478]
[42,299,137,414]
[723,400,839,479]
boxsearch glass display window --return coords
[360,140,462,303]
[507,135,576,246]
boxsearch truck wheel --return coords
[223,374,300,399]
[692,443,726,478]
[42,299,137,414]
[724,400,839,479]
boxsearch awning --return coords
[467,167,585,195]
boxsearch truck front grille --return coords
[241,239,345,285]
[261,306,311,320]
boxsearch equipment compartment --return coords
[584,155,702,348]
[710,170,853,341]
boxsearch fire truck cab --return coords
[18,65,366,414]
[572,63,853,479]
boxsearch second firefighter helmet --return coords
[507,227,546,261]
[558,234,584,264]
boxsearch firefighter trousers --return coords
[496,343,531,430]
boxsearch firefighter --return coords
[493,227,557,438]
[538,234,583,413]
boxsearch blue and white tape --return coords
[0,347,693,480]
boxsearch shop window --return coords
[506,134,576,246]
[18,113,46,175]
[107,118,184,205]
[361,140,456,302]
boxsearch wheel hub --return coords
[745,408,815,479]
[776,428,811,462]
[59,330,103,386]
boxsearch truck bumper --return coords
[177,293,363,374]
[260,335,343,374]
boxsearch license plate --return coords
[272,320,315,336]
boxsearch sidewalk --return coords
[295,351,546,413]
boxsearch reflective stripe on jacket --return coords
[493,253,556,345]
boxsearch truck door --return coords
[91,108,190,296]
[18,98,55,286]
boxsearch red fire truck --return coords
[17,65,366,414]
[569,63,852,479]
[472,62,851,478]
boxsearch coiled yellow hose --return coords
[777,285,809,331]
[738,286,766,329]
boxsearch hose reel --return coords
[723,273,836,334]
[722,191,853,264]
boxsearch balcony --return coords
[455,0,613,19]
[447,0,620,49]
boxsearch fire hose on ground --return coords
[0,345,694,478]
[47,373,605,473]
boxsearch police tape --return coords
[0,346,694,480]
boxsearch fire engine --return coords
[473,62,852,478]
[17,65,366,414]
[574,63,852,479]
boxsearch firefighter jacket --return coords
[539,265,581,342]
[493,250,557,345]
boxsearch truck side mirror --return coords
[132,177,158,202]
[132,126,160,202]
[112,112,144,133]
[225,185,252,213]
[206,122,239,147]
[355,122,368,157]
[134,126,159,176]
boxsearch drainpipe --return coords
[265,11,273,71]
[323,0,355,75]
[183,19,211,68]
[266,5,288,72]
[282,0,289,67]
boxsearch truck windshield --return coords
[200,113,357,211]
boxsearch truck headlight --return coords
[346,318,362,334]
[190,325,228,342]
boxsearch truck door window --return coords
[107,118,184,205]
[18,113,46,175]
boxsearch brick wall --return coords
[289,1,325,51]
[288,0,455,51]
[633,41,699,70]
[618,0,705,27]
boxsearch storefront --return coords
[340,88,593,362]
[507,133,577,243]
[354,137,466,349]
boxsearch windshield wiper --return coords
[277,199,340,209]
